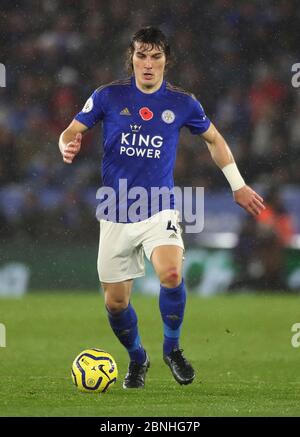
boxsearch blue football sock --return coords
[107,303,146,364]
[159,279,186,355]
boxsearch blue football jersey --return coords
[75,76,210,222]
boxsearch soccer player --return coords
[59,27,265,388]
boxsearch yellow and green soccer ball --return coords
[71,348,118,393]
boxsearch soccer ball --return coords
[71,348,118,393]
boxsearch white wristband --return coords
[221,163,245,191]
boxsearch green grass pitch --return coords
[0,292,299,417]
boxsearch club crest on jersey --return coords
[139,107,153,121]
[162,110,175,124]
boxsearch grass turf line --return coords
[0,292,299,416]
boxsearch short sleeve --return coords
[74,89,105,128]
[183,96,211,135]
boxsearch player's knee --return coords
[105,297,128,314]
[102,282,130,313]
[104,290,128,313]
[160,267,181,288]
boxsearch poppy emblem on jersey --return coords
[162,110,175,124]
[139,107,153,121]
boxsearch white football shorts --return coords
[97,209,184,283]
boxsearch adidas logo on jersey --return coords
[169,233,178,239]
[120,107,131,115]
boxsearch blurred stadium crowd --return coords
[0,0,299,243]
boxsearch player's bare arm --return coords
[201,123,265,217]
[59,119,88,164]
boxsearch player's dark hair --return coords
[126,26,172,74]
